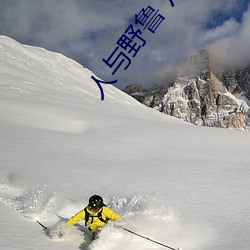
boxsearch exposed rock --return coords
[123,49,250,130]
[217,66,250,99]
[123,84,147,95]
[123,84,147,103]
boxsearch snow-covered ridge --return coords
[0,35,153,134]
[0,35,145,107]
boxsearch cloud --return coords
[0,0,249,88]
[209,3,250,69]
[200,18,240,45]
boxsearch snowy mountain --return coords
[0,36,250,250]
[217,65,250,100]
[124,49,250,130]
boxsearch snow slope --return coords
[0,35,250,250]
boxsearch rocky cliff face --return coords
[217,66,250,99]
[123,49,250,130]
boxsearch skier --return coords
[66,194,121,239]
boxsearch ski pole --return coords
[37,220,48,231]
[122,227,180,250]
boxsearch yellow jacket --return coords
[67,206,121,233]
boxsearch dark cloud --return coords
[0,0,249,89]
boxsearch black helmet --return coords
[89,195,104,210]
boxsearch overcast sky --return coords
[0,0,249,89]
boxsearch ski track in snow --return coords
[0,180,211,250]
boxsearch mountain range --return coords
[123,49,250,130]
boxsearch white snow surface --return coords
[0,35,250,250]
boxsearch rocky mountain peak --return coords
[177,48,210,78]
[123,49,250,130]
